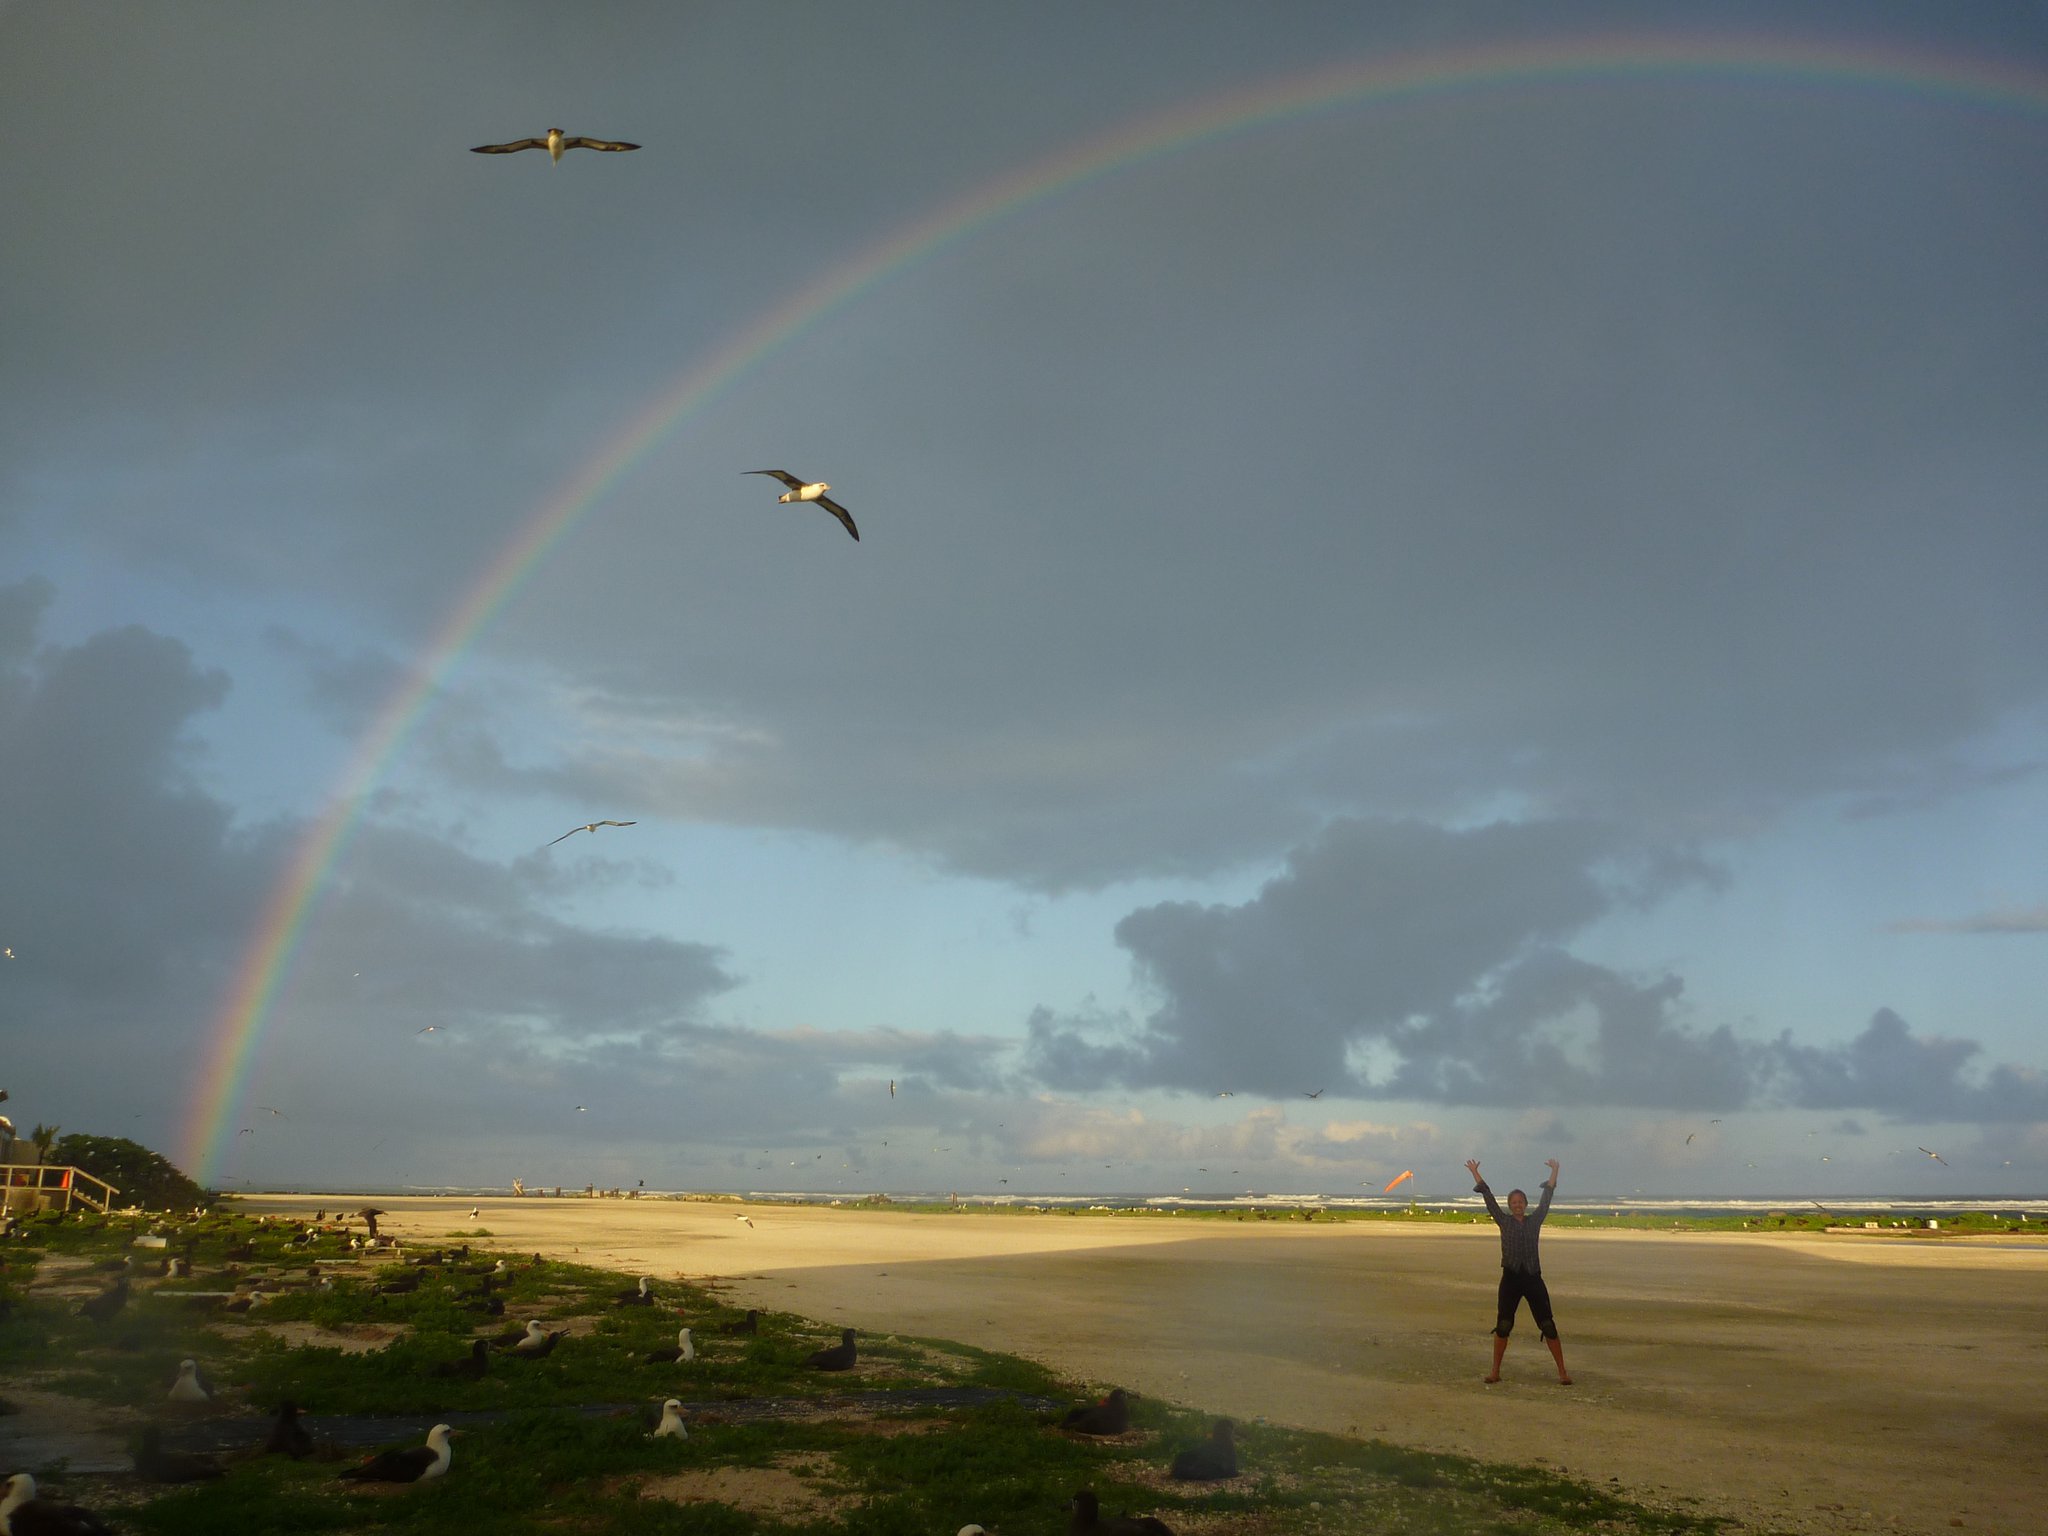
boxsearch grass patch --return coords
[1,1210,1744,1535]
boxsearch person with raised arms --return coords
[1466,1156,1571,1385]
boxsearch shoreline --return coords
[241,1193,2047,1536]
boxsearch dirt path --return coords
[241,1196,2048,1536]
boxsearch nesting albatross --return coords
[2,1472,116,1536]
[338,1424,456,1484]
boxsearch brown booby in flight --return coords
[338,1424,456,1484]
[471,128,639,161]
[745,471,859,541]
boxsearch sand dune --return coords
[245,1195,2047,1536]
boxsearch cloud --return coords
[1886,906,2048,935]
[1025,817,1739,1101]
[1761,1009,2048,1123]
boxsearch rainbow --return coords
[182,31,2048,1181]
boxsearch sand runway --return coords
[248,1196,2047,1536]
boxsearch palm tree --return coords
[29,1123,60,1159]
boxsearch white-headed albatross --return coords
[471,129,639,161]
[745,471,859,542]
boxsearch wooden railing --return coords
[1,1162,119,1215]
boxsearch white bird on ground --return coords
[338,1423,456,1484]
[744,471,859,541]
[471,128,639,161]
[3,1472,115,1534]
[169,1359,213,1403]
[652,1399,690,1439]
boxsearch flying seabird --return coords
[652,1398,690,1439]
[802,1327,857,1371]
[134,1423,226,1483]
[735,1214,753,1228]
[1918,1146,1949,1166]
[1059,1387,1130,1436]
[471,128,640,161]
[643,1326,694,1364]
[547,819,636,847]
[744,470,859,541]
[888,1079,895,1098]
[168,1359,213,1403]
[1068,1488,1176,1536]
[416,1025,438,1034]
[2,1473,117,1536]
[338,1424,456,1484]
[1168,1418,1238,1480]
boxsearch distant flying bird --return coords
[238,1127,254,1136]
[547,820,636,847]
[1685,1133,1696,1145]
[2,947,12,959]
[735,1214,754,1228]
[575,1105,587,1113]
[888,1079,895,1098]
[259,1106,285,1118]
[745,470,859,541]
[417,1026,438,1035]
[1215,1091,1234,1098]
[471,128,639,161]
[1303,1089,1324,1099]
[1918,1146,1948,1166]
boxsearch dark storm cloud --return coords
[1024,817,1712,1097]
[1026,817,2043,1117]
[1762,1009,2048,1122]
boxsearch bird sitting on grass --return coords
[1068,1488,1175,1536]
[719,1308,760,1335]
[615,1276,656,1307]
[1168,1418,1237,1480]
[802,1328,857,1371]
[167,1359,213,1403]
[430,1339,489,1380]
[641,1326,695,1364]
[512,1323,565,1358]
[2,1472,117,1535]
[651,1398,690,1439]
[133,1423,226,1483]
[338,1424,456,1484]
[1058,1387,1130,1436]
[77,1276,129,1323]
[263,1400,314,1459]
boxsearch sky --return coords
[3,2,2046,1202]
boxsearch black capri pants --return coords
[1495,1267,1558,1339]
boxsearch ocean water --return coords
[271,1185,2048,1221]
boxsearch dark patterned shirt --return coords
[1476,1179,1553,1273]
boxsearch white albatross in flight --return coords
[471,128,640,161]
[745,471,859,541]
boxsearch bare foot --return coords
[1483,1374,1500,1383]
[1557,1375,1573,1385]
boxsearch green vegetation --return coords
[48,1134,210,1213]
[3,1209,1762,1535]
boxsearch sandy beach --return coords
[243,1196,2047,1536]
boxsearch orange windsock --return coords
[1382,1169,1414,1194]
